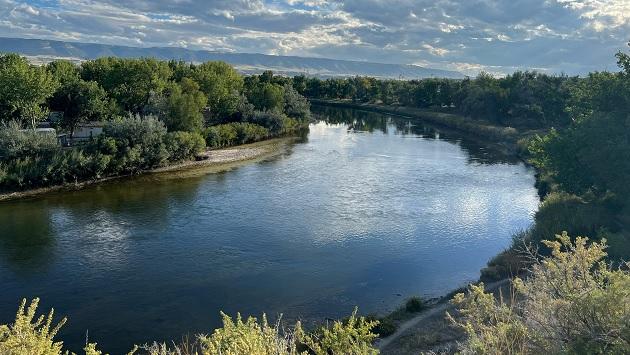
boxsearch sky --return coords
[0,0,628,75]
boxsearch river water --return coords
[0,106,539,353]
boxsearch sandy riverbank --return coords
[0,138,291,202]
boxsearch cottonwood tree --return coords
[0,54,58,127]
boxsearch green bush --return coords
[247,110,299,135]
[404,297,425,313]
[0,122,58,162]
[198,313,298,355]
[205,124,238,148]
[205,122,269,148]
[165,131,206,162]
[450,233,630,354]
[0,298,107,355]
[0,301,379,355]
[283,84,311,121]
[530,192,614,247]
[234,122,269,145]
[481,230,534,281]
[298,308,379,355]
[100,114,169,172]
[365,315,397,338]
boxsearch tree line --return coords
[466,44,630,354]
[0,55,311,191]
[291,68,618,130]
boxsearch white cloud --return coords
[557,0,630,28]
[0,0,626,75]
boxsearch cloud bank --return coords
[1,0,628,75]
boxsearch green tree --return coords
[46,60,80,87]
[81,57,172,113]
[283,84,311,121]
[162,78,207,132]
[0,54,58,127]
[248,83,285,111]
[292,74,308,94]
[49,80,112,137]
[379,81,394,105]
[615,41,630,74]
[529,110,630,201]
[191,61,244,119]
[259,70,274,83]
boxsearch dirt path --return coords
[376,302,451,351]
[377,279,511,354]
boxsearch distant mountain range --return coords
[0,37,463,79]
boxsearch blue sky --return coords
[1,0,628,75]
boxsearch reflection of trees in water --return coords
[0,175,209,271]
[0,204,55,271]
[313,105,521,165]
[314,106,389,134]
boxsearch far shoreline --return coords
[310,99,546,157]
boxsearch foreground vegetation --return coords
[450,233,630,354]
[0,301,378,355]
[0,55,310,192]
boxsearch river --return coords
[0,106,539,353]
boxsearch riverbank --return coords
[0,138,290,202]
[311,99,520,140]
[376,279,512,354]
[311,99,547,158]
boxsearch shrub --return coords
[365,315,397,338]
[404,297,425,313]
[0,122,58,162]
[247,110,298,135]
[448,283,528,355]
[234,122,269,145]
[0,163,6,185]
[283,84,311,121]
[205,122,269,148]
[0,298,66,355]
[481,230,534,281]
[205,124,238,148]
[450,232,630,354]
[199,313,299,355]
[0,298,106,355]
[100,114,169,172]
[1,302,379,355]
[298,308,379,355]
[165,131,206,162]
[530,192,614,247]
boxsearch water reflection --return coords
[0,205,54,271]
[312,105,521,165]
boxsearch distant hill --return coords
[0,37,463,79]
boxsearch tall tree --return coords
[162,78,207,133]
[47,60,80,87]
[191,61,244,120]
[0,54,58,127]
[81,57,172,113]
[50,80,111,137]
[248,83,284,112]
